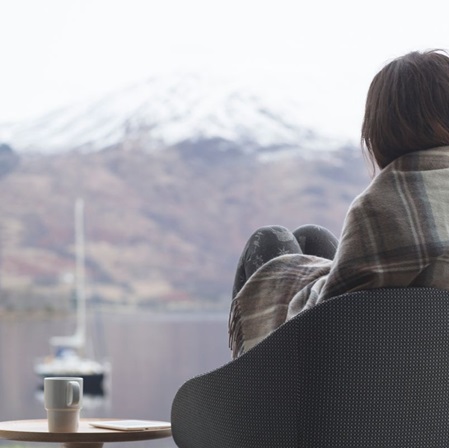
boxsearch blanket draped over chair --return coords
[229,146,449,357]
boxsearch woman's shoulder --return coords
[351,147,449,206]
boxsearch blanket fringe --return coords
[228,297,243,359]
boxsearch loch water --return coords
[0,309,230,448]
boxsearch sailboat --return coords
[34,198,107,394]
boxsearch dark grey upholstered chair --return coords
[171,287,449,447]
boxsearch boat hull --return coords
[37,373,105,395]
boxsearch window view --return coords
[0,1,447,447]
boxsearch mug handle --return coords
[66,381,81,407]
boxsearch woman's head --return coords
[362,49,449,169]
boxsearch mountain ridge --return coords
[0,74,368,311]
[0,72,350,156]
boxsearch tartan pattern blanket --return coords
[229,147,449,357]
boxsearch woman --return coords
[229,49,449,358]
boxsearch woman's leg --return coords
[232,225,302,298]
[292,224,338,260]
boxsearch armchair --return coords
[171,287,449,447]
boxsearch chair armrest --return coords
[171,316,301,448]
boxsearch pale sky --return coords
[1,0,449,141]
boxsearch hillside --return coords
[0,141,369,312]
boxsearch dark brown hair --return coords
[361,49,449,170]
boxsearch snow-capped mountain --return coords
[0,73,345,155]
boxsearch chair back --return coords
[172,288,449,447]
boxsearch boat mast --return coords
[74,197,87,351]
[50,198,86,351]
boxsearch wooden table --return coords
[0,419,172,448]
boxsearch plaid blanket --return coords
[229,147,449,357]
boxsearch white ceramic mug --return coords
[44,377,83,432]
